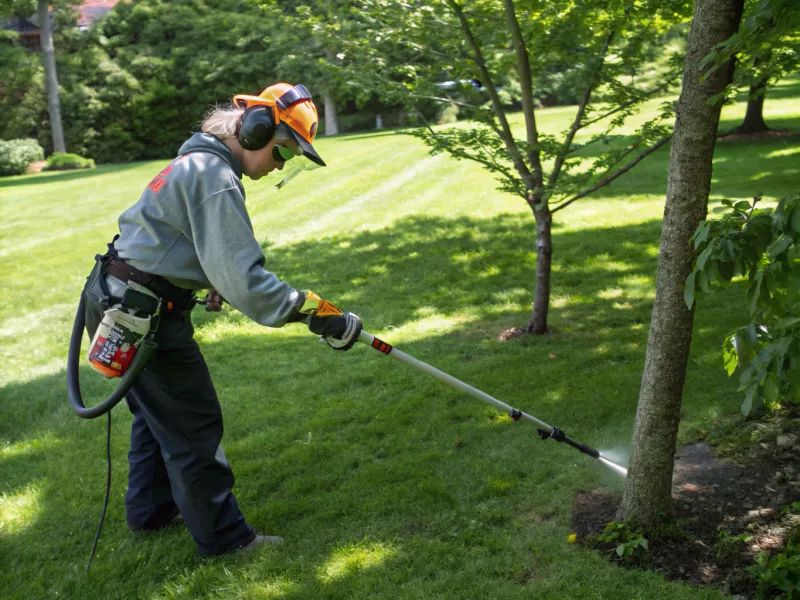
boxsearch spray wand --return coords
[358,331,627,477]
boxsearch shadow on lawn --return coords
[0,162,147,189]
[556,122,799,203]
[0,212,748,596]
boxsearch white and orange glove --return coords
[289,290,362,351]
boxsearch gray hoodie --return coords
[114,133,300,327]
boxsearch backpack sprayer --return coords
[66,261,163,570]
[357,330,629,477]
[67,286,159,419]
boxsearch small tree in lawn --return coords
[616,0,745,526]
[357,0,684,333]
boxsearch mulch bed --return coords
[25,160,47,174]
[572,425,800,598]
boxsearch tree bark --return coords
[733,76,769,134]
[38,0,66,153]
[616,0,744,525]
[322,90,339,136]
[526,205,552,334]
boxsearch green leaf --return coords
[697,269,709,293]
[616,544,625,557]
[763,374,779,403]
[734,200,752,211]
[775,317,800,330]
[790,208,800,234]
[684,271,696,309]
[718,261,734,282]
[767,237,793,258]
[741,384,758,416]
[693,221,711,249]
[696,243,714,270]
[747,276,763,317]
[745,323,758,346]
[721,239,736,260]
[765,273,778,299]
[723,335,739,376]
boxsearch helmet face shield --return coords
[274,155,322,190]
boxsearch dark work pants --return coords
[83,263,255,555]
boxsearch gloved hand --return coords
[204,290,224,312]
[292,290,362,351]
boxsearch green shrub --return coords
[0,138,45,176]
[597,521,650,563]
[716,529,753,565]
[43,153,96,171]
[748,541,800,599]
[437,102,459,124]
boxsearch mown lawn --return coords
[1,78,798,599]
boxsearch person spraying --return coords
[71,83,359,557]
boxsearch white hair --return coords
[200,105,243,139]
[200,104,294,142]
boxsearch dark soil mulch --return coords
[572,428,800,597]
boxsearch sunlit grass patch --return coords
[317,541,396,583]
[0,486,40,534]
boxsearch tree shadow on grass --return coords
[559,125,799,202]
[0,162,147,189]
[0,212,750,598]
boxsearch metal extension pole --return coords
[358,330,552,430]
[357,330,601,459]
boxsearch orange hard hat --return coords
[233,83,325,166]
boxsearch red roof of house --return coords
[77,0,121,28]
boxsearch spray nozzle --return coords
[537,426,600,459]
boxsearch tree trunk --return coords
[733,76,769,134]
[38,0,66,153]
[616,0,744,526]
[323,90,338,136]
[526,205,552,334]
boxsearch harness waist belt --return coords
[103,259,195,312]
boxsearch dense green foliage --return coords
[0,0,413,161]
[688,191,800,416]
[702,0,800,85]
[0,138,43,175]
[749,540,800,599]
[42,151,94,170]
[0,0,691,165]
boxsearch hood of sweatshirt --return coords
[178,132,243,179]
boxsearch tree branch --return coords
[547,24,619,190]
[411,95,480,109]
[578,78,679,130]
[503,0,544,201]
[565,134,609,156]
[445,0,535,193]
[551,136,670,214]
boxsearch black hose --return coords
[86,410,112,572]
[67,292,156,419]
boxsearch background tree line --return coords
[1,0,684,162]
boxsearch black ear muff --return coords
[237,106,275,150]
